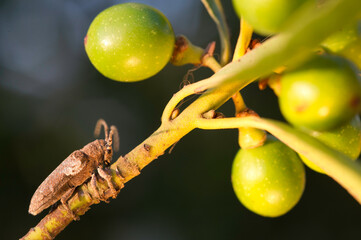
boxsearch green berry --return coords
[321,22,359,53]
[231,137,305,217]
[321,20,361,69]
[339,38,361,69]
[300,116,361,173]
[85,3,175,82]
[232,0,306,35]
[279,54,361,131]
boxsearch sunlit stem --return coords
[231,18,265,148]
[231,19,254,114]
[161,77,220,123]
[195,116,361,204]
[233,19,253,61]
[161,55,221,123]
[202,55,222,72]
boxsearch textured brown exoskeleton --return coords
[28,119,120,218]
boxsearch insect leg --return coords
[60,187,79,221]
[97,167,118,199]
[89,172,106,202]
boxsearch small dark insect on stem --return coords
[28,119,120,220]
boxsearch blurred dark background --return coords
[0,0,360,239]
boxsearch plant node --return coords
[236,109,266,149]
[171,35,205,66]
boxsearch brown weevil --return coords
[28,119,120,218]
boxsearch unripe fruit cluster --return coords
[231,0,361,217]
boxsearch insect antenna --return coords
[108,126,120,152]
[94,119,109,139]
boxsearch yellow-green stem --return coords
[195,116,361,203]
[233,19,253,61]
[202,55,222,72]
[231,18,253,114]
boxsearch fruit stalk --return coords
[195,116,361,203]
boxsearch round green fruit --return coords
[339,38,361,69]
[321,22,359,53]
[321,20,361,69]
[231,137,305,217]
[232,0,306,35]
[85,3,175,82]
[279,55,361,131]
[300,116,361,173]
